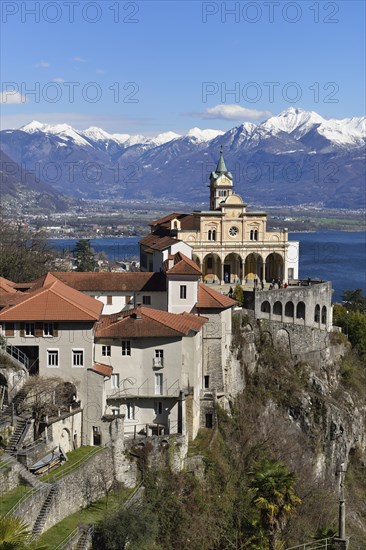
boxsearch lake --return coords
[49,231,366,302]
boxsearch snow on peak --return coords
[263,108,325,136]
[150,131,181,146]
[82,126,114,141]
[20,120,46,133]
[186,128,224,142]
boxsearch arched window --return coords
[273,301,282,316]
[296,302,305,320]
[250,230,253,240]
[321,306,327,324]
[314,304,320,323]
[212,229,216,241]
[254,230,258,241]
[208,230,212,241]
[285,301,294,317]
[261,301,270,313]
[174,221,178,230]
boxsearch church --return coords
[140,148,299,285]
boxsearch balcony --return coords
[107,378,180,400]
[152,357,164,369]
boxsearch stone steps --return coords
[32,485,58,538]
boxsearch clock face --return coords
[229,226,239,237]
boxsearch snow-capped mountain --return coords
[1,108,365,208]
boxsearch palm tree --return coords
[250,459,301,550]
[0,516,49,550]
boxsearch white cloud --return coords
[34,61,50,68]
[193,104,271,121]
[53,77,65,83]
[73,56,86,63]
[0,91,26,105]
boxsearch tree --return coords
[18,377,76,438]
[0,218,56,282]
[73,239,96,272]
[342,289,366,314]
[250,459,301,550]
[0,516,49,549]
[92,501,158,550]
[233,284,244,306]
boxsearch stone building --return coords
[140,148,299,284]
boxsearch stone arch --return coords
[314,304,320,323]
[192,254,201,269]
[265,253,284,282]
[60,427,71,453]
[244,253,263,280]
[276,328,291,350]
[224,253,243,284]
[203,253,222,284]
[285,301,294,318]
[321,306,327,325]
[261,301,270,313]
[273,301,282,316]
[261,331,273,346]
[296,301,306,320]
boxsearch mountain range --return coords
[0,108,365,209]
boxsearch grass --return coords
[40,445,103,482]
[187,428,215,458]
[0,484,33,516]
[37,486,133,548]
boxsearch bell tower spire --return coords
[209,146,233,210]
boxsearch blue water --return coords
[289,231,366,301]
[49,232,366,302]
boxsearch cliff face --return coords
[229,316,366,542]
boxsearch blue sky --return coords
[1,0,365,134]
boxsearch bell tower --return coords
[209,146,234,210]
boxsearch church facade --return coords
[140,149,299,285]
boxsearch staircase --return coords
[0,344,30,370]
[32,485,58,538]
[75,527,94,550]
[2,386,29,417]
[5,418,29,455]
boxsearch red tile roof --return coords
[148,213,196,231]
[0,274,102,321]
[96,305,207,338]
[196,283,236,310]
[32,271,167,293]
[0,277,17,294]
[139,233,179,251]
[90,363,113,377]
[164,252,202,276]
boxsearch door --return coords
[224,265,231,283]
[155,373,163,395]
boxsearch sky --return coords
[1,0,365,135]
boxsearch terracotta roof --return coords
[196,283,236,310]
[164,252,202,276]
[149,213,183,227]
[89,363,113,377]
[0,274,102,321]
[0,277,17,294]
[32,271,166,293]
[96,306,207,338]
[139,233,179,251]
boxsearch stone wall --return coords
[0,458,23,495]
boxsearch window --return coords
[208,229,216,241]
[142,295,151,305]
[111,407,120,416]
[155,373,163,395]
[180,285,187,299]
[107,295,113,305]
[208,229,212,241]
[111,373,120,389]
[126,402,135,420]
[102,345,111,357]
[72,349,84,367]
[43,323,53,337]
[47,349,59,368]
[25,323,35,336]
[153,349,164,367]
[122,341,131,356]
[154,401,163,415]
[4,322,14,337]
[141,253,147,269]
[204,375,210,389]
